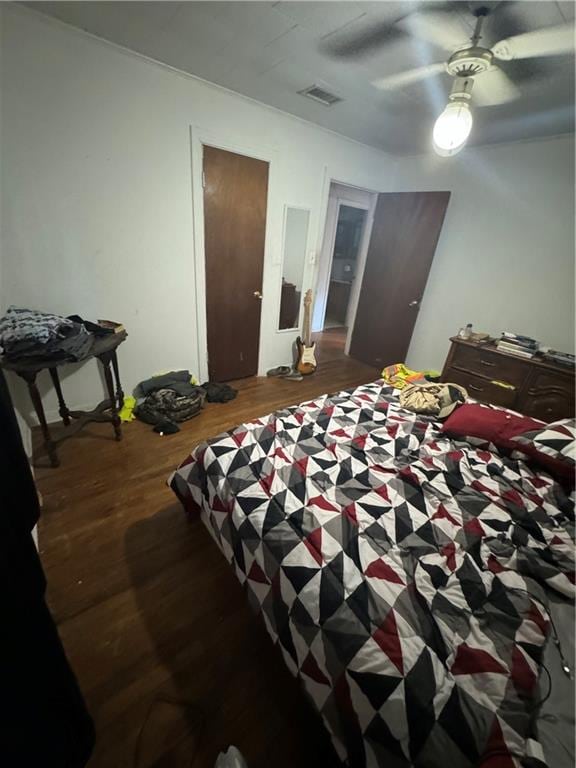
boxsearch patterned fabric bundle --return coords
[136,387,205,424]
[0,306,92,362]
[170,381,575,768]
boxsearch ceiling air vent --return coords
[298,84,343,107]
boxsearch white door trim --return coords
[344,196,377,355]
[189,126,279,382]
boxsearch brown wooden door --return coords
[203,145,269,381]
[349,191,450,368]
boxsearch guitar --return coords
[296,289,317,375]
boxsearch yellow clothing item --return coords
[118,395,136,423]
[382,363,441,389]
[381,363,424,389]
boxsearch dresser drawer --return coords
[520,369,574,422]
[451,344,529,388]
[443,367,517,409]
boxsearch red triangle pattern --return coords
[511,646,536,696]
[342,503,358,525]
[259,470,275,495]
[481,717,516,768]
[464,517,485,538]
[232,430,248,446]
[330,428,351,438]
[301,652,330,686]
[487,554,506,574]
[309,494,339,513]
[432,503,460,527]
[304,528,323,566]
[375,484,390,502]
[247,560,269,584]
[441,541,457,572]
[526,604,548,636]
[451,644,508,676]
[373,611,404,674]
[294,456,309,477]
[212,494,232,514]
[502,488,525,508]
[365,558,405,585]
[273,446,289,462]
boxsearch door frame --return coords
[190,126,278,382]
[312,180,377,353]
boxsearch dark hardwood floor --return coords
[35,346,378,768]
[312,327,347,363]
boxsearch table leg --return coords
[101,358,122,441]
[49,367,71,426]
[21,371,59,468]
[111,351,124,410]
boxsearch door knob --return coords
[253,291,263,300]
[408,300,420,307]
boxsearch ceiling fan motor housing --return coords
[447,46,494,78]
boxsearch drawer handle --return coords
[479,360,496,368]
[468,384,484,393]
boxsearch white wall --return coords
[397,134,575,372]
[2,6,574,424]
[0,5,396,421]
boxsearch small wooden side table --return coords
[1,331,127,467]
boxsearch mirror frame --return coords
[277,204,311,333]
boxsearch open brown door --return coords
[203,146,269,381]
[349,191,450,368]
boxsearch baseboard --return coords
[41,403,98,426]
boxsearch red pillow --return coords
[440,404,543,451]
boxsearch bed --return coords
[170,381,575,767]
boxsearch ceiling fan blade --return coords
[492,23,575,61]
[372,62,446,91]
[321,20,406,60]
[401,11,471,53]
[472,67,521,107]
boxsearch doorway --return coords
[324,205,367,330]
[312,182,376,360]
[203,145,269,382]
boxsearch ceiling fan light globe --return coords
[432,101,473,156]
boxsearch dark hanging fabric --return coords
[0,371,95,766]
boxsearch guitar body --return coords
[296,337,317,375]
[295,290,317,375]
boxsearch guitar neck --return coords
[301,289,313,347]
[302,305,311,346]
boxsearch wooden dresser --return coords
[441,337,575,422]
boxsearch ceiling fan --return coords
[370,6,574,156]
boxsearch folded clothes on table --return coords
[0,306,93,363]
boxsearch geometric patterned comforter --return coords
[170,381,575,768]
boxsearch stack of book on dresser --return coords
[496,332,539,359]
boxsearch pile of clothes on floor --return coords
[133,371,237,434]
[0,306,94,363]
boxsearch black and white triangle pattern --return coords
[170,382,574,767]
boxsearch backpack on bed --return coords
[399,381,467,419]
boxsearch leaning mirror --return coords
[278,206,310,330]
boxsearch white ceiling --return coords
[22,1,575,155]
